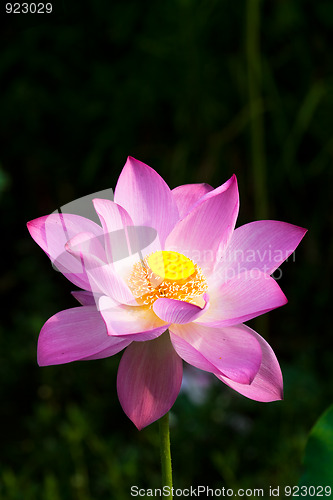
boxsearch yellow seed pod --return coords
[147,251,195,281]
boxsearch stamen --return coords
[127,251,208,308]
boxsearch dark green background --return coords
[1,1,332,498]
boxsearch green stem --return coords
[158,412,173,498]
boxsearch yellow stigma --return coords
[147,251,195,281]
[127,250,207,308]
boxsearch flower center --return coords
[147,250,195,281]
[128,250,207,308]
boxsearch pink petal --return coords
[93,199,161,276]
[170,322,262,384]
[65,233,136,305]
[199,270,287,328]
[216,220,307,278]
[165,175,239,274]
[71,290,98,306]
[117,332,183,429]
[94,202,162,292]
[37,306,130,366]
[92,199,133,263]
[93,198,161,281]
[81,343,131,361]
[114,157,179,246]
[153,294,209,324]
[99,296,169,341]
[215,324,283,401]
[65,231,107,266]
[27,214,103,290]
[172,183,214,218]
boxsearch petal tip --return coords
[126,156,148,168]
[228,173,238,188]
[128,413,161,431]
[26,220,34,236]
[91,198,102,209]
[26,217,41,236]
[299,226,308,238]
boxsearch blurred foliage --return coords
[299,403,333,496]
[0,0,332,498]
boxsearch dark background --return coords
[1,1,332,498]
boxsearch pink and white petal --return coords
[27,214,103,290]
[99,296,169,341]
[66,235,136,305]
[65,231,107,266]
[93,198,157,280]
[108,225,163,285]
[169,331,218,374]
[71,290,99,306]
[88,265,138,305]
[153,294,209,324]
[165,175,239,274]
[170,322,262,384]
[215,324,283,402]
[199,270,287,328]
[114,157,179,246]
[117,332,183,429]
[216,220,307,278]
[188,175,237,211]
[172,183,214,219]
[37,306,130,366]
[92,199,133,262]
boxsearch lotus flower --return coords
[27,157,306,430]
